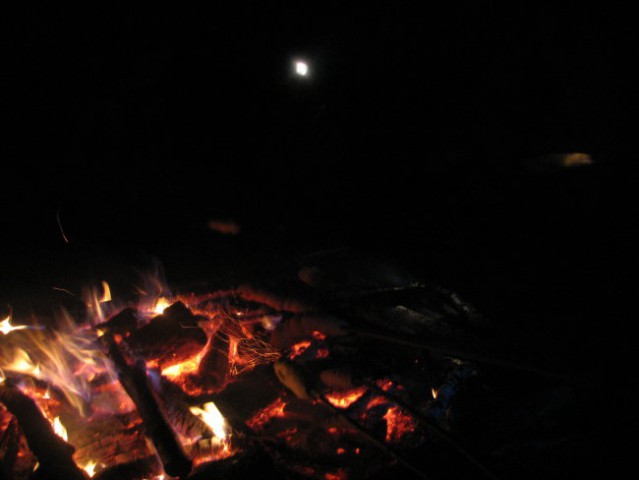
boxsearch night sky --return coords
[2,6,633,291]
[0,5,636,478]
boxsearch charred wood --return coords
[96,308,139,338]
[125,302,207,369]
[196,330,230,392]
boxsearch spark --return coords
[56,208,69,244]
[53,286,76,296]
[99,281,111,303]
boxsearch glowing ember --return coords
[325,470,347,480]
[312,330,326,340]
[324,386,368,409]
[189,402,229,440]
[246,397,287,430]
[383,405,416,443]
[0,316,29,335]
[289,340,312,359]
[52,416,68,441]
[377,379,394,392]
[364,395,388,410]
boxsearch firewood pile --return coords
[0,254,582,479]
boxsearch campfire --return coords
[0,262,573,480]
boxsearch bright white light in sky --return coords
[295,61,309,76]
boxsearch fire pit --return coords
[0,255,581,480]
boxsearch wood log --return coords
[96,308,139,337]
[125,302,207,368]
[0,384,87,480]
[102,334,192,479]
[196,330,230,392]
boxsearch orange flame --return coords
[99,281,111,303]
[152,297,172,315]
[189,402,230,440]
[52,416,68,441]
[0,316,29,335]
[1,311,118,416]
[81,460,97,477]
[1,348,42,379]
[324,386,368,409]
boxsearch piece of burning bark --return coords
[125,301,207,368]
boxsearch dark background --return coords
[0,5,635,477]
[1,5,633,305]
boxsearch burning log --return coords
[125,302,207,369]
[196,330,230,392]
[101,333,192,479]
[0,384,87,480]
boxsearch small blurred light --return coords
[295,61,309,76]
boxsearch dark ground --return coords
[1,5,636,479]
